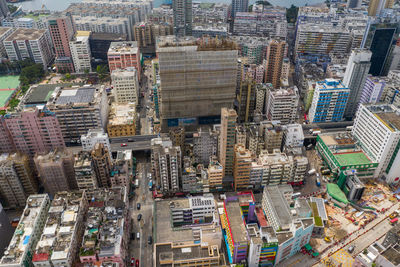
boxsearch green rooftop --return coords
[24,13,49,22]
[334,151,372,167]
[0,75,20,89]
[0,89,15,108]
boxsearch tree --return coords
[19,64,45,85]
[286,5,298,23]
[96,64,109,81]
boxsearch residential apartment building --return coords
[0,27,14,58]
[261,185,314,264]
[34,148,78,196]
[151,137,182,194]
[207,157,224,190]
[111,67,139,104]
[69,31,92,73]
[263,121,284,153]
[81,128,110,153]
[231,36,269,65]
[74,151,98,191]
[107,103,137,137]
[46,86,109,145]
[265,39,287,88]
[283,124,305,148]
[91,143,112,188]
[219,108,237,179]
[133,22,173,53]
[89,33,128,63]
[32,191,88,267]
[48,14,76,73]
[0,194,51,267]
[295,23,351,60]
[360,76,386,105]
[231,0,248,18]
[352,104,400,183]
[169,126,185,151]
[0,107,65,157]
[0,203,13,258]
[266,87,299,124]
[233,10,287,39]
[3,28,53,68]
[343,49,372,119]
[233,144,252,190]
[237,76,257,122]
[193,126,218,166]
[156,36,237,129]
[74,16,132,41]
[110,150,132,188]
[172,0,192,36]
[0,0,8,19]
[308,79,349,123]
[0,153,38,208]
[79,187,129,267]
[108,41,141,78]
[368,0,393,16]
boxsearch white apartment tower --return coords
[69,31,92,73]
[353,104,400,183]
[343,49,372,119]
[111,67,139,105]
[266,87,299,124]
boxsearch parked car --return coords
[135,259,139,267]
[137,232,140,239]
[348,245,355,253]
[121,143,127,147]
[137,203,141,210]
[130,257,135,266]
[148,236,153,244]
[137,213,142,221]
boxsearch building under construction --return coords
[156,36,238,131]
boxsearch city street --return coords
[129,161,154,267]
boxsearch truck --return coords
[308,169,316,175]
[135,179,139,188]
[309,129,321,135]
[316,177,321,187]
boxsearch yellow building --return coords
[207,156,224,190]
[107,103,137,137]
[233,144,252,191]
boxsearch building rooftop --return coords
[0,195,49,265]
[108,41,138,54]
[55,87,95,105]
[80,187,127,259]
[335,152,372,166]
[0,27,12,36]
[35,148,72,164]
[317,79,348,91]
[24,84,78,106]
[4,28,46,41]
[89,32,128,41]
[32,191,85,263]
[381,245,400,266]
[157,36,237,51]
[265,185,292,228]
[74,151,92,168]
[225,201,247,243]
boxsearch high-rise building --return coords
[107,41,141,79]
[266,87,300,124]
[0,0,9,19]
[91,143,112,188]
[360,76,386,105]
[343,49,372,118]
[231,0,249,19]
[237,76,256,122]
[111,67,139,104]
[283,124,305,148]
[89,33,128,64]
[207,157,224,190]
[110,150,132,188]
[151,137,182,194]
[265,39,287,88]
[81,128,111,153]
[232,36,269,65]
[172,0,192,36]
[368,0,394,16]
[157,36,238,129]
[263,121,284,153]
[233,144,252,190]
[0,203,13,257]
[48,14,76,73]
[3,28,54,69]
[47,86,109,145]
[0,153,38,208]
[74,151,98,191]
[133,22,173,53]
[32,191,88,267]
[69,31,92,73]
[362,17,400,76]
[0,27,14,58]
[219,108,237,179]
[193,126,219,166]
[34,148,77,196]
[347,0,361,8]
[0,194,50,267]
[79,187,129,267]
[0,107,65,157]
[308,79,349,123]
[169,126,185,151]
[352,104,400,183]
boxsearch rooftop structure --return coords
[23,83,79,107]
[32,191,88,267]
[107,41,141,78]
[79,187,129,266]
[74,151,97,191]
[107,103,137,138]
[81,128,110,153]
[4,28,47,41]
[0,194,50,267]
